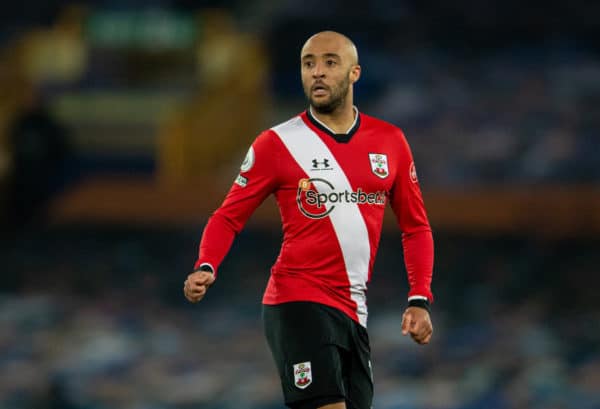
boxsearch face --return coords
[301,35,360,114]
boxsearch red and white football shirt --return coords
[195,109,434,327]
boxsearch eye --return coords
[303,61,314,68]
[326,59,337,66]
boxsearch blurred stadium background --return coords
[1,1,599,408]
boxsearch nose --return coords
[311,61,325,78]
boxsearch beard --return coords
[304,74,350,114]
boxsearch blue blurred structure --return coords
[0,1,598,189]
[1,228,599,408]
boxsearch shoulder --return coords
[251,115,303,153]
[360,113,415,162]
[241,129,283,175]
[270,113,306,136]
[360,112,407,142]
[252,128,281,151]
[251,113,306,145]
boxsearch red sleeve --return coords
[193,131,280,277]
[388,129,435,302]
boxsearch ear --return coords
[349,64,361,84]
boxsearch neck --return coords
[310,99,356,134]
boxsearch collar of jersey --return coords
[305,106,361,143]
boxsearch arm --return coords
[388,130,434,344]
[184,131,279,303]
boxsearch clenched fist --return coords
[183,271,215,303]
[401,306,433,345]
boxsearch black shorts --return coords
[263,302,373,409]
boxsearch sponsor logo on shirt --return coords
[293,362,312,389]
[311,158,333,171]
[369,153,389,179]
[297,178,386,219]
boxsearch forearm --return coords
[194,211,239,277]
[402,228,434,302]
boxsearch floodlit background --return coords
[1,1,599,408]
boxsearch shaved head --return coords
[301,31,359,65]
[300,31,361,114]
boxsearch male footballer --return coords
[184,31,434,409]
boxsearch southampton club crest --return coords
[293,362,312,389]
[369,153,389,179]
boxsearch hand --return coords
[183,271,215,303]
[401,306,433,345]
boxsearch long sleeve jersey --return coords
[195,109,434,327]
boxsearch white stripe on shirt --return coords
[272,116,371,327]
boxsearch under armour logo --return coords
[312,158,330,169]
